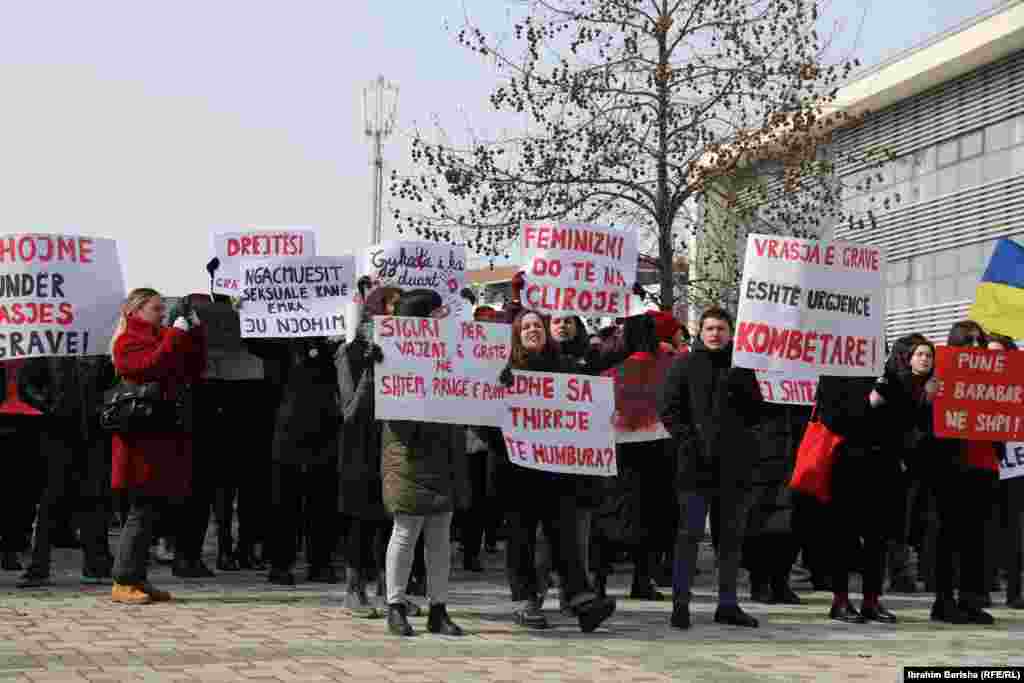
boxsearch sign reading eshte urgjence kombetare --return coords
[238,256,354,338]
[734,234,886,378]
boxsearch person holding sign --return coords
[380,290,469,638]
[928,321,999,625]
[109,288,207,605]
[658,307,763,630]
[498,309,635,634]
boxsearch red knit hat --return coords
[647,310,681,343]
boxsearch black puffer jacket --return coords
[658,340,762,493]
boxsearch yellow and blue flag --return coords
[970,238,1024,340]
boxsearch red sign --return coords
[933,347,1024,441]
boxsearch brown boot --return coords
[141,582,173,602]
[112,583,152,605]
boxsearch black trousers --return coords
[343,516,388,578]
[268,459,339,571]
[458,451,499,559]
[506,477,589,602]
[1004,477,1024,600]
[1,427,42,554]
[932,465,998,603]
[827,451,900,597]
[27,428,112,574]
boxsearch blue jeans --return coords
[672,490,752,607]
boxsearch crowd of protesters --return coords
[0,271,1021,637]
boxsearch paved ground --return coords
[1,539,1021,682]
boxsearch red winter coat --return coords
[111,316,207,498]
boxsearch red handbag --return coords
[789,407,845,503]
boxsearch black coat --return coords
[745,403,812,538]
[657,341,762,493]
[335,339,387,521]
[245,338,340,465]
[19,356,116,441]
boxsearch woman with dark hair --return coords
[498,308,628,633]
[812,333,926,624]
[929,320,998,624]
[381,289,469,637]
[335,281,390,618]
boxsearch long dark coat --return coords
[335,339,387,521]
[657,340,762,494]
[745,402,812,538]
[245,338,340,465]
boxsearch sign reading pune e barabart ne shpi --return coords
[734,234,886,378]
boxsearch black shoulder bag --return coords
[100,381,191,433]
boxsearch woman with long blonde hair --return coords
[108,288,207,605]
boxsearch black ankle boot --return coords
[670,601,691,629]
[427,604,464,636]
[387,602,415,637]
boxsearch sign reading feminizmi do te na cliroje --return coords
[0,234,125,359]
[734,234,886,378]
[520,221,639,317]
[238,256,354,338]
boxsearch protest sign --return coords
[211,228,315,296]
[238,256,354,338]
[0,233,125,359]
[602,354,673,444]
[362,241,467,316]
[734,234,886,378]
[1001,443,1024,481]
[521,221,639,317]
[374,316,511,426]
[933,346,1024,442]
[501,370,617,476]
[755,369,818,406]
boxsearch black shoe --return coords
[750,582,774,604]
[407,576,427,597]
[860,604,898,623]
[714,604,759,628]
[958,601,995,625]
[173,560,215,579]
[670,601,691,629]
[829,603,866,624]
[267,568,295,586]
[576,596,616,633]
[463,555,483,573]
[17,571,52,589]
[771,583,802,605]
[387,602,415,637]
[307,566,339,584]
[1007,596,1024,610]
[930,598,968,624]
[216,552,240,572]
[513,597,549,629]
[1,551,22,572]
[427,604,464,636]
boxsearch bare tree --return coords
[391,0,890,311]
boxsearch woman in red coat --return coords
[110,288,206,605]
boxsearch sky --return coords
[0,0,1006,295]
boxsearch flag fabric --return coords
[970,238,1024,340]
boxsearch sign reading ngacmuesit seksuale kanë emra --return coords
[734,234,886,378]
[0,234,125,359]
[238,256,354,338]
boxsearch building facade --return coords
[828,0,1024,341]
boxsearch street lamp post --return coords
[362,75,399,245]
